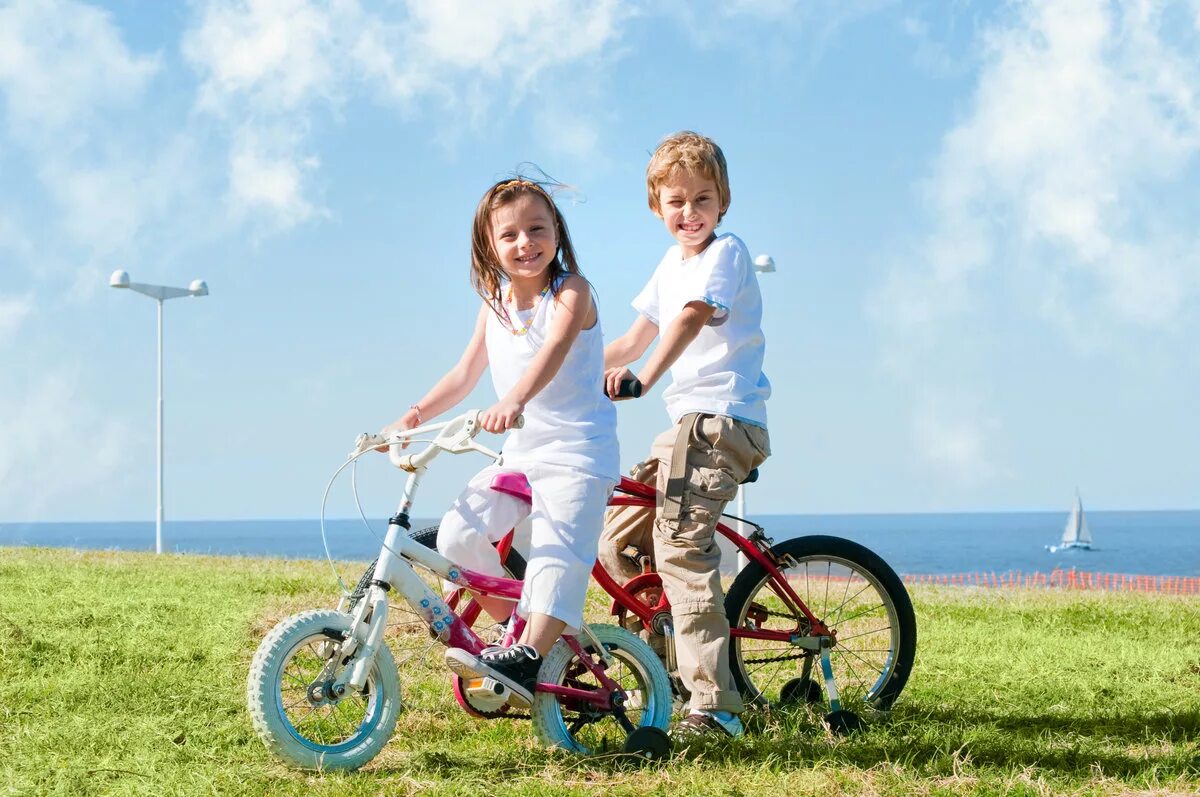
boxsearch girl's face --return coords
[490,193,558,284]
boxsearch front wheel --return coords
[247,609,401,771]
[531,625,672,754]
[725,535,916,711]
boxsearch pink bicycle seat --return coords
[490,472,533,503]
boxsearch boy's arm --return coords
[633,300,715,392]
[479,276,592,433]
[381,304,489,442]
[604,315,659,369]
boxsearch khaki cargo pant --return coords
[598,413,770,714]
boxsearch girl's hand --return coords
[605,367,639,401]
[377,407,421,451]
[480,398,525,434]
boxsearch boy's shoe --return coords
[445,644,541,708]
[670,710,744,741]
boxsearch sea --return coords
[2,510,1198,577]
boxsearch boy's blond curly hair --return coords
[645,131,731,222]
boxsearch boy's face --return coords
[654,171,726,259]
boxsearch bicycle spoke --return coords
[835,575,854,627]
[835,624,892,644]
[831,601,887,628]
[822,561,831,619]
[826,582,875,624]
[839,644,885,674]
[283,670,312,691]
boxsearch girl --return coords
[380,178,618,707]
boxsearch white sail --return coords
[1059,492,1092,547]
[1077,501,1092,544]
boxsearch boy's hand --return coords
[480,398,525,434]
[378,407,421,451]
[605,367,641,401]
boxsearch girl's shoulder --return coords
[551,273,596,316]
[551,273,592,303]
[556,273,590,293]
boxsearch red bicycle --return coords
[354,467,916,733]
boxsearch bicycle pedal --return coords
[464,676,510,713]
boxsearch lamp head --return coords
[753,254,775,274]
[109,270,130,288]
[189,280,209,297]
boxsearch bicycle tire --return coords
[531,624,672,754]
[247,609,401,771]
[725,535,916,711]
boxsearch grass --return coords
[1,546,1197,796]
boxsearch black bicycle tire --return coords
[724,534,916,710]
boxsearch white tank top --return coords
[485,277,619,480]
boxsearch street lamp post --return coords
[109,270,208,554]
[735,254,776,572]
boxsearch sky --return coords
[1,0,1198,524]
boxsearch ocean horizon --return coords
[3,508,1198,578]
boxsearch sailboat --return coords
[1046,491,1093,552]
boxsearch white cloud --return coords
[184,0,344,115]
[0,368,131,521]
[911,395,1002,488]
[0,293,34,345]
[404,0,627,87]
[182,0,634,226]
[0,0,158,139]
[0,0,204,260]
[228,128,321,228]
[886,0,1200,339]
[874,0,1200,495]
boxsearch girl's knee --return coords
[437,523,484,562]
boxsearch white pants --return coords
[437,461,615,633]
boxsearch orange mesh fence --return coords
[901,569,1200,594]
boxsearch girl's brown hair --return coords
[470,177,582,325]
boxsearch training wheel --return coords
[779,677,824,706]
[823,709,865,736]
[622,726,672,761]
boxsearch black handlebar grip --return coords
[605,377,643,399]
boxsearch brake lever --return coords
[351,432,386,458]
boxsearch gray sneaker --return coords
[671,711,744,741]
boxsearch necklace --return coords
[506,283,550,336]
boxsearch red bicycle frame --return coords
[445,474,833,647]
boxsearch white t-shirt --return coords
[632,233,770,427]
[485,276,620,481]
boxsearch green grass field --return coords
[1,547,1197,796]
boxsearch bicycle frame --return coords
[466,472,835,650]
[600,477,835,643]
[338,412,629,712]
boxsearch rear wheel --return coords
[725,535,916,711]
[531,625,673,754]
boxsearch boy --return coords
[602,131,770,739]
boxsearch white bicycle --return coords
[246,411,673,770]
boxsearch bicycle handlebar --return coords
[605,377,643,399]
[354,410,524,471]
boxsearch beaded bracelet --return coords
[409,404,423,424]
